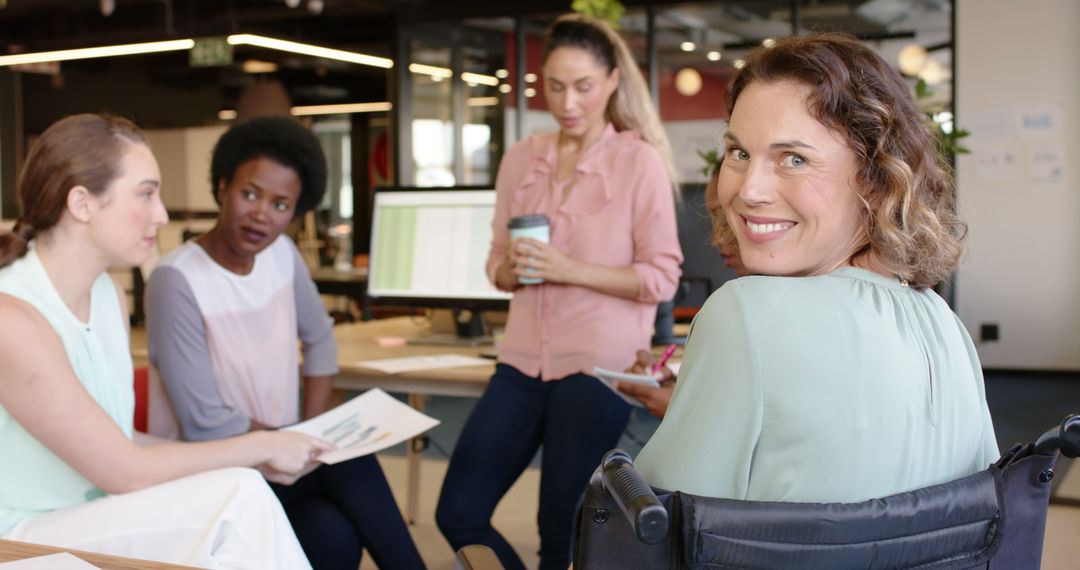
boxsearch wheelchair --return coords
[567,414,1080,569]
[455,415,1080,569]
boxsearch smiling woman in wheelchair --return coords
[634,33,999,503]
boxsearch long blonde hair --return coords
[543,13,678,189]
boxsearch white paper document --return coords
[593,367,660,408]
[354,354,491,374]
[0,553,100,569]
[284,388,440,464]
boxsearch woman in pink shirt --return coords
[435,14,682,570]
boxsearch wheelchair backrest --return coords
[574,443,1060,569]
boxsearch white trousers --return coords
[2,467,311,570]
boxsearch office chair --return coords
[672,275,713,322]
[572,414,1080,569]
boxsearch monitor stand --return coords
[407,309,493,348]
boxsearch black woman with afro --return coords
[146,116,425,569]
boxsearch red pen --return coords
[652,344,677,375]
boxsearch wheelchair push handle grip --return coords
[1057,414,1080,458]
[601,449,669,545]
[1035,414,1080,458]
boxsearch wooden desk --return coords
[333,317,494,523]
[0,539,195,569]
[331,317,683,523]
[130,316,491,525]
[335,317,681,396]
[334,316,494,398]
[132,316,674,524]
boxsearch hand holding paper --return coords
[626,348,677,382]
[283,388,440,464]
[596,349,680,418]
[614,381,674,419]
[593,367,660,408]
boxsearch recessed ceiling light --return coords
[675,68,702,96]
[242,59,278,73]
[467,96,499,107]
[898,43,928,76]
[0,39,195,67]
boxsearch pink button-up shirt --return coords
[487,124,683,381]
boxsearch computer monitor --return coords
[367,188,511,340]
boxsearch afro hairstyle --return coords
[209,116,328,217]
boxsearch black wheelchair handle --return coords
[601,449,670,545]
[1034,413,1080,458]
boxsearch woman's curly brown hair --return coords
[709,33,963,289]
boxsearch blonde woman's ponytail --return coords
[601,22,678,191]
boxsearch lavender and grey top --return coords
[146,236,338,441]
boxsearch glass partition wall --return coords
[0,1,953,254]
[394,22,508,187]
[387,1,951,187]
[366,0,952,249]
[230,2,955,303]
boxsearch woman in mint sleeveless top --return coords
[0,113,334,569]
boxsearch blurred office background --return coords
[2,1,1079,566]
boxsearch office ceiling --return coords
[0,0,398,49]
[1,2,397,93]
[0,0,951,130]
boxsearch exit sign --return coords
[190,37,232,67]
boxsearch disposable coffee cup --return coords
[508,214,550,285]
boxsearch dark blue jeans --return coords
[271,454,425,570]
[436,364,632,570]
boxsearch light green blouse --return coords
[0,248,134,534]
[636,267,999,503]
